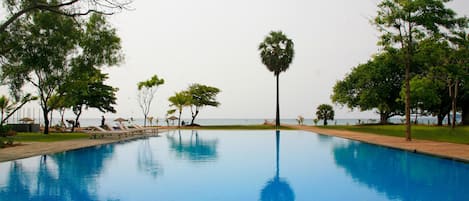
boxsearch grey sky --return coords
[2,0,469,120]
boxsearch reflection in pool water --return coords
[0,144,115,200]
[333,141,469,201]
[260,130,295,201]
[166,130,218,162]
[1,130,469,201]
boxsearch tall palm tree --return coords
[259,31,294,130]
[168,91,191,127]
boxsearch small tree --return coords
[313,119,319,126]
[137,75,164,127]
[0,94,37,126]
[296,115,304,125]
[187,84,221,125]
[168,91,191,127]
[316,104,335,126]
[147,116,154,127]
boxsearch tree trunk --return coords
[452,80,459,128]
[405,61,411,141]
[447,112,451,126]
[190,108,199,125]
[72,107,82,133]
[42,108,49,134]
[437,113,445,126]
[60,109,65,128]
[49,111,53,128]
[143,114,147,127]
[0,108,4,126]
[276,73,280,130]
[324,119,328,126]
[462,103,469,125]
[379,113,389,124]
[177,110,182,128]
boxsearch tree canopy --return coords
[0,0,132,34]
[316,104,335,126]
[137,75,164,127]
[332,50,404,124]
[1,11,122,134]
[187,84,221,125]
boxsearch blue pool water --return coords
[1,130,469,201]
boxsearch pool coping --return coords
[0,131,164,162]
[290,125,469,163]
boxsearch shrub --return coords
[0,125,12,137]
[6,137,14,145]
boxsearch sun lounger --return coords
[86,126,130,139]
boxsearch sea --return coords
[6,116,456,127]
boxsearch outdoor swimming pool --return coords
[1,130,469,201]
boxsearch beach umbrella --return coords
[19,117,34,123]
[167,116,178,120]
[114,117,128,123]
[167,116,178,126]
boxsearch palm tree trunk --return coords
[178,110,182,128]
[276,73,280,130]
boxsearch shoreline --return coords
[1,126,469,163]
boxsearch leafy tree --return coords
[59,14,121,132]
[0,94,36,126]
[374,0,462,140]
[0,0,132,34]
[168,91,191,127]
[146,116,152,126]
[332,50,404,124]
[2,10,81,134]
[62,68,118,132]
[187,84,220,125]
[2,12,121,134]
[400,76,441,124]
[137,75,164,127]
[316,104,334,126]
[0,96,13,126]
[48,94,69,128]
[259,31,294,129]
[448,31,469,126]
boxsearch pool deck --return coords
[291,125,469,163]
[0,131,163,162]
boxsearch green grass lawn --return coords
[323,125,469,144]
[13,132,89,142]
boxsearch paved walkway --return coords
[290,125,469,163]
[0,133,161,162]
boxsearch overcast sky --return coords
[2,0,469,120]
